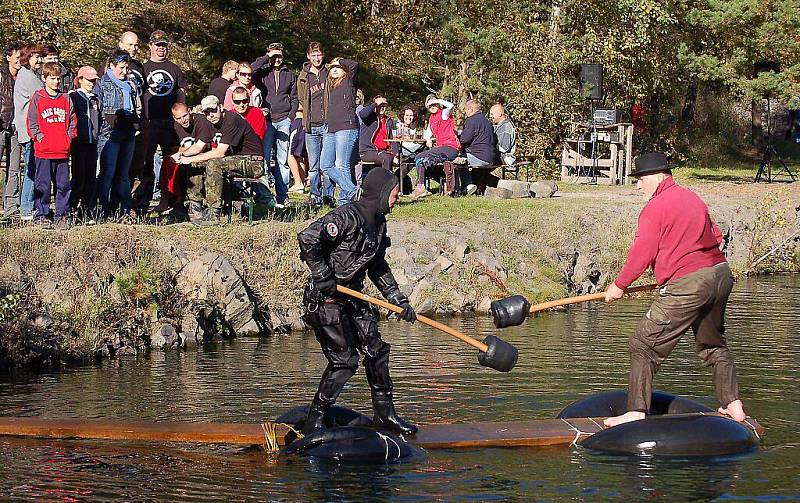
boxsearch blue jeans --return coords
[97,130,136,216]
[306,124,333,201]
[264,117,291,203]
[20,142,35,217]
[322,128,358,206]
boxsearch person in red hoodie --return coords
[27,62,76,228]
[603,152,747,427]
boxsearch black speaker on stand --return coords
[753,61,796,183]
[578,64,604,183]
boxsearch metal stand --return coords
[754,97,797,183]
[576,99,600,184]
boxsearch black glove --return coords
[398,302,416,323]
[315,278,337,297]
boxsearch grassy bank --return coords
[0,177,797,370]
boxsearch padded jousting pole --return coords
[336,285,518,372]
[490,284,658,328]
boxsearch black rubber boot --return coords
[371,390,417,435]
[302,402,328,436]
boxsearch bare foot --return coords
[604,411,645,427]
[718,400,747,422]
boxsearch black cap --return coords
[631,152,672,177]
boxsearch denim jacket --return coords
[95,72,141,137]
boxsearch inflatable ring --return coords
[282,425,421,463]
[558,390,713,418]
[559,390,760,457]
[277,405,422,463]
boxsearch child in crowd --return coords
[69,66,101,219]
[27,62,76,228]
[288,104,307,192]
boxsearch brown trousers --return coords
[627,262,740,412]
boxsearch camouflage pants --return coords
[190,156,265,210]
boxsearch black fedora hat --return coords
[631,152,672,177]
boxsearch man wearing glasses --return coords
[172,95,268,225]
[135,30,187,214]
[253,42,298,206]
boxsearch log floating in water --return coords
[0,415,763,450]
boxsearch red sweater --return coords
[27,88,76,159]
[615,177,726,289]
[429,109,460,151]
[239,106,267,141]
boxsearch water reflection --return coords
[0,276,797,500]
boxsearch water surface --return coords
[0,276,797,501]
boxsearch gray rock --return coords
[415,298,435,315]
[447,237,470,261]
[484,187,512,199]
[174,252,266,337]
[476,296,493,314]
[150,333,167,349]
[472,251,508,279]
[434,255,454,272]
[497,179,531,198]
[386,246,413,265]
[529,180,558,198]
[409,278,434,307]
[151,323,181,349]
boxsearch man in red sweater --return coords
[27,62,76,228]
[604,152,747,426]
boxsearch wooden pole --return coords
[529,283,658,314]
[336,285,489,353]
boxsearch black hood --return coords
[352,169,398,228]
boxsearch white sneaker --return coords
[465,184,478,196]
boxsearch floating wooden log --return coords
[0,414,764,450]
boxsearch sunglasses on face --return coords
[238,72,252,77]
[153,42,168,48]
[232,98,249,105]
[202,108,218,115]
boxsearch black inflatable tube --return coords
[558,390,713,419]
[281,425,422,463]
[558,390,759,457]
[276,405,423,463]
[581,414,758,456]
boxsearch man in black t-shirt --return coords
[173,95,267,225]
[133,30,188,213]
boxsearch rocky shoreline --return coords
[0,181,797,371]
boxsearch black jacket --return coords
[297,205,406,305]
[460,111,497,164]
[326,59,359,133]
[252,60,299,122]
[0,65,13,130]
[358,103,398,154]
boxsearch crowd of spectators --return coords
[0,30,518,228]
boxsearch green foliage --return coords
[2,0,798,162]
[114,262,161,306]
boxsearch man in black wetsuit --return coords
[298,168,417,436]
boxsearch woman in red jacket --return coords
[410,94,460,198]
